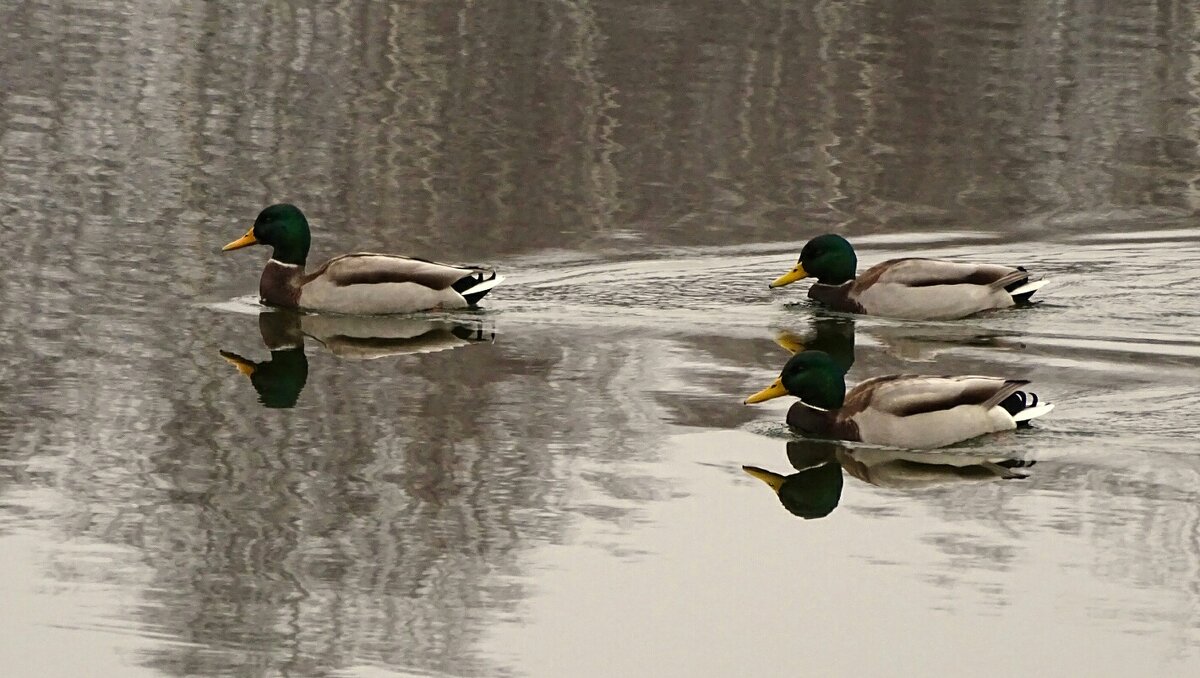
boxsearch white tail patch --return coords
[1013,402,1055,422]
[460,274,505,297]
[1008,279,1048,297]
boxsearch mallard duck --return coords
[222,204,504,314]
[769,233,1047,320]
[744,350,1054,449]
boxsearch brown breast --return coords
[786,402,861,442]
[807,283,862,313]
[259,261,303,309]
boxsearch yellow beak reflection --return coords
[744,377,788,404]
[769,263,808,288]
[774,331,806,354]
[742,466,786,493]
[222,228,258,251]
[219,350,257,377]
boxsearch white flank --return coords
[1008,279,1048,296]
[1012,402,1055,422]
[301,278,467,314]
[460,274,506,297]
[857,281,1009,320]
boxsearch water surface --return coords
[2,1,1200,676]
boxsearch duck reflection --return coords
[780,313,1024,364]
[864,323,1026,362]
[220,313,308,409]
[298,313,495,360]
[743,440,847,519]
[742,439,1035,520]
[220,348,307,409]
[772,316,855,371]
[220,311,495,408]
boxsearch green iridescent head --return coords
[770,233,858,287]
[222,203,312,266]
[744,350,848,410]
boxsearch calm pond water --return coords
[3,1,1200,676]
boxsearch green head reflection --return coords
[220,311,308,408]
[772,316,855,373]
[742,462,843,519]
[742,439,846,520]
[220,347,308,409]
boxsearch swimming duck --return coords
[744,350,1054,449]
[769,234,1046,320]
[222,204,504,314]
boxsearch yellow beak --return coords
[742,466,786,493]
[744,377,789,404]
[222,228,258,251]
[769,263,808,288]
[219,350,257,377]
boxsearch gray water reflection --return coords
[3,0,1200,676]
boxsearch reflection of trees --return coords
[7,317,669,677]
[9,0,1200,253]
[8,0,1200,258]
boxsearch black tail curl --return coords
[999,390,1040,427]
[1006,267,1040,303]
[452,270,499,306]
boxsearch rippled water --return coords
[3,1,1200,676]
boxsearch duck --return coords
[744,350,1054,449]
[768,233,1046,320]
[222,204,504,314]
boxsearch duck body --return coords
[808,258,1040,320]
[746,351,1053,449]
[260,253,500,315]
[225,204,503,315]
[785,374,1045,449]
[771,235,1046,320]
